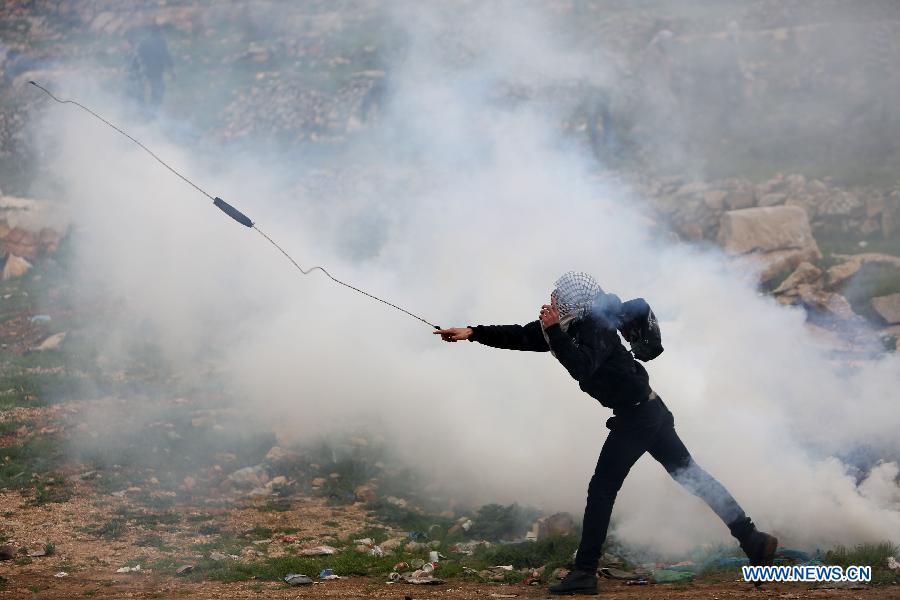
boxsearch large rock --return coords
[2,254,31,280]
[773,262,822,295]
[718,206,821,282]
[872,293,900,325]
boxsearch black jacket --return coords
[468,316,652,412]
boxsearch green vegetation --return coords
[0,427,71,504]
[81,518,128,540]
[825,542,900,585]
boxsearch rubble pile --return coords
[640,173,900,244]
[0,193,67,280]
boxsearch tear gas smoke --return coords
[25,1,900,556]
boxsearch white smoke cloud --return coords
[30,0,900,557]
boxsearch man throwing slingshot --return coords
[434,271,777,596]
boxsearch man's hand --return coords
[539,297,561,327]
[433,327,473,342]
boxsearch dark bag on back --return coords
[618,298,664,362]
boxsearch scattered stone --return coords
[115,565,141,573]
[227,465,266,489]
[796,286,860,322]
[599,567,639,580]
[311,477,326,487]
[208,551,230,561]
[1,253,31,280]
[702,190,727,211]
[264,446,299,464]
[872,293,900,324]
[726,189,756,210]
[54,571,68,578]
[825,260,863,289]
[298,545,337,556]
[887,556,900,570]
[718,206,821,282]
[175,565,194,576]
[353,483,377,503]
[284,573,313,586]
[31,332,66,352]
[773,262,823,295]
[529,512,576,540]
[0,545,15,560]
[759,192,787,207]
[380,538,406,552]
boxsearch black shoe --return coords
[548,568,598,596]
[740,530,778,567]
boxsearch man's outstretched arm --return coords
[433,321,549,352]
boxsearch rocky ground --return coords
[2,1,900,598]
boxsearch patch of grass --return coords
[351,526,389,544]
[194,548,398,583]
[191,533,245,556]
[256,499,292,512]
[825,542,900,585]
[31,474,73,505]
[81,518,127,540]
[0,419,33,436]
[186,513,216,522]
[472,535,579,570]
[198,524,222,535]
[469,503,541,542]
[113,507,180,528]
[243,526,275,540]
[135,534,173,550]
[43,541,55,556]
[367,501,454,535]
[0,431,71,504]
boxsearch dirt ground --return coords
[1,571,897,599]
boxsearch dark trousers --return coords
[574,397,755,571]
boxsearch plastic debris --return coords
[388,572,401,582]
[626,578,649,585]
[284,573,313,586]
[318,568,341,580]
[523,570,542,586]
[407,531,428,541]
[887,556,900,571]
[175,565,194,576]
[54,572,68,578]
[651,568,693,583]
[369,545,384,557]
[400,573,445,585]
[428,550,440,563]
[29,314,50,323]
